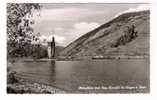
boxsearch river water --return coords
[9,59,149,93]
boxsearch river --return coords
[8,59,149,93]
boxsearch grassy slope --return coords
[60,10,150,57]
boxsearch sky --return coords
[31,3,149,47]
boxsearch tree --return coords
[7,3,41,57]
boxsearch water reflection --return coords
[9,59,149,92]
[48,60,56,85]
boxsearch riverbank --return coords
[7,72,66,94]
[8,55,149,62]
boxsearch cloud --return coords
[62,22,100,46]
[38,34,65,46]
[72,22,100,37]
[114,4,150,18]
[32,7,105,22]
[38,22,100,46]
[74,22,100,31]
[48,35,65,43]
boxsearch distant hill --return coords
[55,46,64,57]
[60,10,150,58]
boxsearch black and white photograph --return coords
[6,3,150,94]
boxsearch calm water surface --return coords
[9,59,149,93]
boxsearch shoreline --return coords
[7,73,66,94]
[7,55,149,62]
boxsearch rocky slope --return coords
[60,10,150,58]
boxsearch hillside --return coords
[55,46,64,57]
[60,10,150,58]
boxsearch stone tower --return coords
[47,36,55,59]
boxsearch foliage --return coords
[32,44,48,59]
[7,3,42,58]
